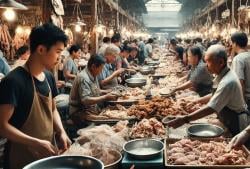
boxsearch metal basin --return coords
[123,139,164,160]
[23,156,104,169]
[146,61,160,66]
[125,78,147,88]
[152,74,167,80]
[187,123,224,138]
[140,66,154,75]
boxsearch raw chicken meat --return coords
[168,139,249,165]
[130,118,166,138]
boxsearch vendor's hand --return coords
[56,132,71,154]
[165,116,187,129]
[31,139,58,158]
[229,130,250,149]
[105,93,119,101]
[56,81,65,88]
[114,68,125,76]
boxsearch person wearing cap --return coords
[166,45,249,137]
[98,44,125,89]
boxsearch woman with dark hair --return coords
[171,46,213,96]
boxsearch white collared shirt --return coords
[207,67,247,113]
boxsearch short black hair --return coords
[231,32,248,48]
[121,45,132,53]
[189,46,203,61]
[87,54,106,69]
[111,33,121,43]
[69,45,81,54]
[132,39,138,44]
[103,37,111,43]
[170,38,177,46]
[147,38,154,44]
[16,45,29,58]
[29,23,68,53]
[130,47,138,52]
[184,39,191,44]
[196,37,203,43]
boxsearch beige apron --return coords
[6,69,54,169]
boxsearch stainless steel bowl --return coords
[152,74,167,80]
[146,61,160,66]
[140,66,154,75]
[187,123,224,138]
[23,155,104,169]
[125,78,147,88]
[123,139,164,160]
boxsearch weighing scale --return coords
[122,151,164,169]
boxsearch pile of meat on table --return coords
[128,96,187,119]
[64,121,129,166]
[130,118,166,139]
[168,139,249,165]
[99,105,133,119]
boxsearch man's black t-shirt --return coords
[0,66,58,129]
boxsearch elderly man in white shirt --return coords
[166,44,249,136]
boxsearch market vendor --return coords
[128,46,138,63]
[98,44,125,89]
[171,46,213,97]
[116,45,132,69]
[63,44,81,83]
[12,45,30,70]
[166,44,249,136]
[69,54,118,126]
[169,38,184,62]
[0,50,10,76]
[0,23,71,169]
[231,32,250,111]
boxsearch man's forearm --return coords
[52,100,66,134]
[195,94,212,104]
[0,122,39,146]
[81,95,107,105]
[101,73,116,86]
[175,81,192,91]
[186,106,214,122]
[64,71,76,79]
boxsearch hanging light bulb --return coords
[15,25,23,34]
[24,27,31,35]
[125,31,131,37]
[3,8,16,21]
[211,25,216,32]
[75,25,81,32]
[230,27,237,34]
[96,26,103,33]
[83,31,88,36]
[108,29,114,35]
